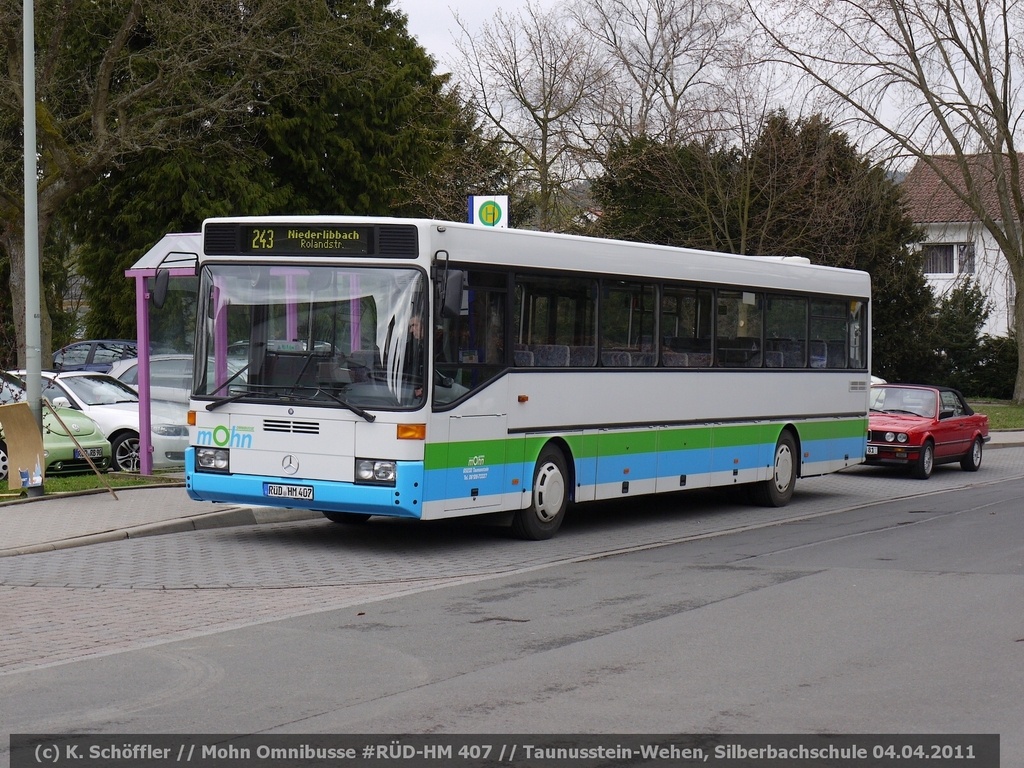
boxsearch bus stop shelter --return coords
[125,233,199,474]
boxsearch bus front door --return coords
[445,413,507,512]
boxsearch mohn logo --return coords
[196,425,253,449]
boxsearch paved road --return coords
[2,450,1022,673]
[0,450,1021,767]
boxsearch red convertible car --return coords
[866,384,989,479]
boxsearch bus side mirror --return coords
[439,270,464,319]
[151,269,170,309]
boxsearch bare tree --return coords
[749,0,1024,402]
[452,2,607,231]
[570,0,745,147]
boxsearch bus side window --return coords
[435,270,508,399]
[513,273,596,352]
[601,280,654,363]
[716,290,763,367]
[661,285,712,366]
[810,299,849,368]
[765,295,808,368]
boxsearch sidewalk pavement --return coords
[0,485,320,557]
[2,431,1023,558]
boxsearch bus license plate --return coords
[866,445,878,455]
[264,483,314,500]
[74,448,104,459]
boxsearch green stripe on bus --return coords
[656,427,714,452]
[424,438,508,470]
[425,417,863,471]
[797,418,867,441]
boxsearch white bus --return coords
[184,217,870,539]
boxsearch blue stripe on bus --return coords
[423,433,865,503]
[185,448,427,518]
[423,466,508,501]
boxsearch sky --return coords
[396,0,478,71]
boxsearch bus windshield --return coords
[195,264,429,410]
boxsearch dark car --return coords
[866,384,990,479]
[52,340,137,372]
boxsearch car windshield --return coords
[58,375,139,406]
[870,386,936,418]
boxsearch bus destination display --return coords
[242,225,372,255]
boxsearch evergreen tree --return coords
[3,0,450,362]
[260,0,445,215]
[974,334,1018,399]
[71,139,283,342]
[61,0,501,340]
[932,280,990,393]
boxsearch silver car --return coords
[12,370,188,472]
[109,354,245,405]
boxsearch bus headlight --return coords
[196,447,230,472]
[355,458,396,485]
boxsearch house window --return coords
[958,243,976,274]
[923,243,974,274]
[923,244,954,274]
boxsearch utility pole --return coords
[23,0,44,496]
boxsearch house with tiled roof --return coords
[901,155,1017,337]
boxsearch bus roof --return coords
[202,216,871,298]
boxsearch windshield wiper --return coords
[205,390,261,411]
[203,364,256,411]
[315,389,376,422]
[208,364,250,397]
[206,386,375,422]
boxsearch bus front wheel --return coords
[751,431,797,507]
[512,446,568,540]
[322,511,372,525]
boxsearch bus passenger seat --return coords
[810,340,827,368]
[532,344,570,367]
[569,346,597,366]
[601,350,632,367]
[514,349,535,367]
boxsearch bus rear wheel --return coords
[751,431,797,507]
[512,446,568,540]
[322,512,372,525]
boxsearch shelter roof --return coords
[125,233,200,276]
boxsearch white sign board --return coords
[468,195,508,227]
